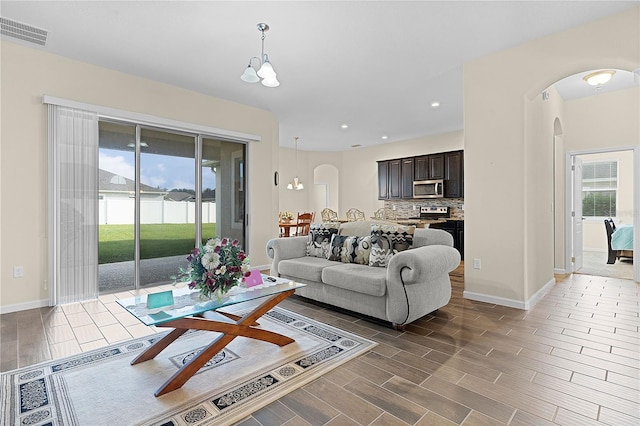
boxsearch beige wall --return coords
[0,40,280,311]
[464,7,639,305]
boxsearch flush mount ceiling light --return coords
[431,101,440,108]
[287,137,304,190]
[583,70,616,86]
[240,23,280,88]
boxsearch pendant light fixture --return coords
[240,23,280,88]
[287,137,304,190]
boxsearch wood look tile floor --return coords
[1,265,639,425]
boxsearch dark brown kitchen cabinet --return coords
[378,150,464,199]
[414,156,429,181]
[444,151,463,198]
[377,159,402,200]
[428,154,445,179]
[401,157,415,198]
[388,159,402,198]
[430,220,464,259]
[377,161,389,199]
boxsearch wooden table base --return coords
[130,289,296,397]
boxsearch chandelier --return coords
[287,137,304,190]
[240,23,280,88]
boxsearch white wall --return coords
[464,7,639,306]
[1,40,279,310]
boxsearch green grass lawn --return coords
[99,223,217,264]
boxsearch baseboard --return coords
[463,277,556,311]
[525,277,556,310]
[463,291,527,309]
[0,298,49,314]
[554,268,568,275]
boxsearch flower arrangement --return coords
[175,238,251,300]
[281,211,294,221]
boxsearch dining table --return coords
[278,221,298,237]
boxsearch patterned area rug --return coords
[0,307,376,426]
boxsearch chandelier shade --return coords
[240,23,280,88]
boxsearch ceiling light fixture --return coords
[240,23,280,88]
[583,70,615,86]
[381,135,388,140]
[341,124,349,129]
[287,137,304,190]
[431,101,440,108]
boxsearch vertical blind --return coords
[48,105,99,305]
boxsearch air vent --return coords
[1,17,48,46]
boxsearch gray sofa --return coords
[266,220,461,329]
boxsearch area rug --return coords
[0,307,376,426]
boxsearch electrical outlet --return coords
[392,205,396,210]
[13,266,24,278]
[473,259,481,269]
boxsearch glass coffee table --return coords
[117,277,305,397]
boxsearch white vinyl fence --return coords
[99,199,216,225]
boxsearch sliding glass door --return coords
[98,122,246,294]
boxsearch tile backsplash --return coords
[384,199,464,220]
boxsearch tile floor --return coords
[1,265,639,425]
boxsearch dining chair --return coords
[296,212,314,236]
[345,208,365,222]
[604,217,617,264]
[321,208,338,222]
[373,208,385,220]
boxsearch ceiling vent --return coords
[1,17,48,46]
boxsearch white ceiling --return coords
[2,1,638,151]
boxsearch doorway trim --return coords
[566,145,639,282]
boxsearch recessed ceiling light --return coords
[340,124,349,129]
[381,135,388,140]
[431,102,440,108]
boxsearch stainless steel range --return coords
[419,206,450,220]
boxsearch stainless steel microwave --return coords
[413,179,444,198]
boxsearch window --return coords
[582,161,617,217]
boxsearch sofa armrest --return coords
[266,236,309,276]
[387,245,460,284]
[385,245,461,325]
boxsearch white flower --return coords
[216,265,227,275]
[201,252,220,270]
[241,263,250,274]
[204,238,220,253]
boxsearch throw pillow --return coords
[327,235,372,264]
[306,222,340,258]
[327,235,349,261]
[369,224,415,267]
[344,235,372,264]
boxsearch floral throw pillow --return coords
[369,224,415,267]
[306,222,340,258]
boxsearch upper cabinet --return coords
[428,154,445,180]
[444,151,463,198]
[401,158,415,199]
[378,159,402,200]
[378,150,464,199]
[414,156,429,181]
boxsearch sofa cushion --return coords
[339,219,394,237]
[278,256,337,283]
[321,263,387,297]
[306,222,340,259]
[369,224,416,267]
